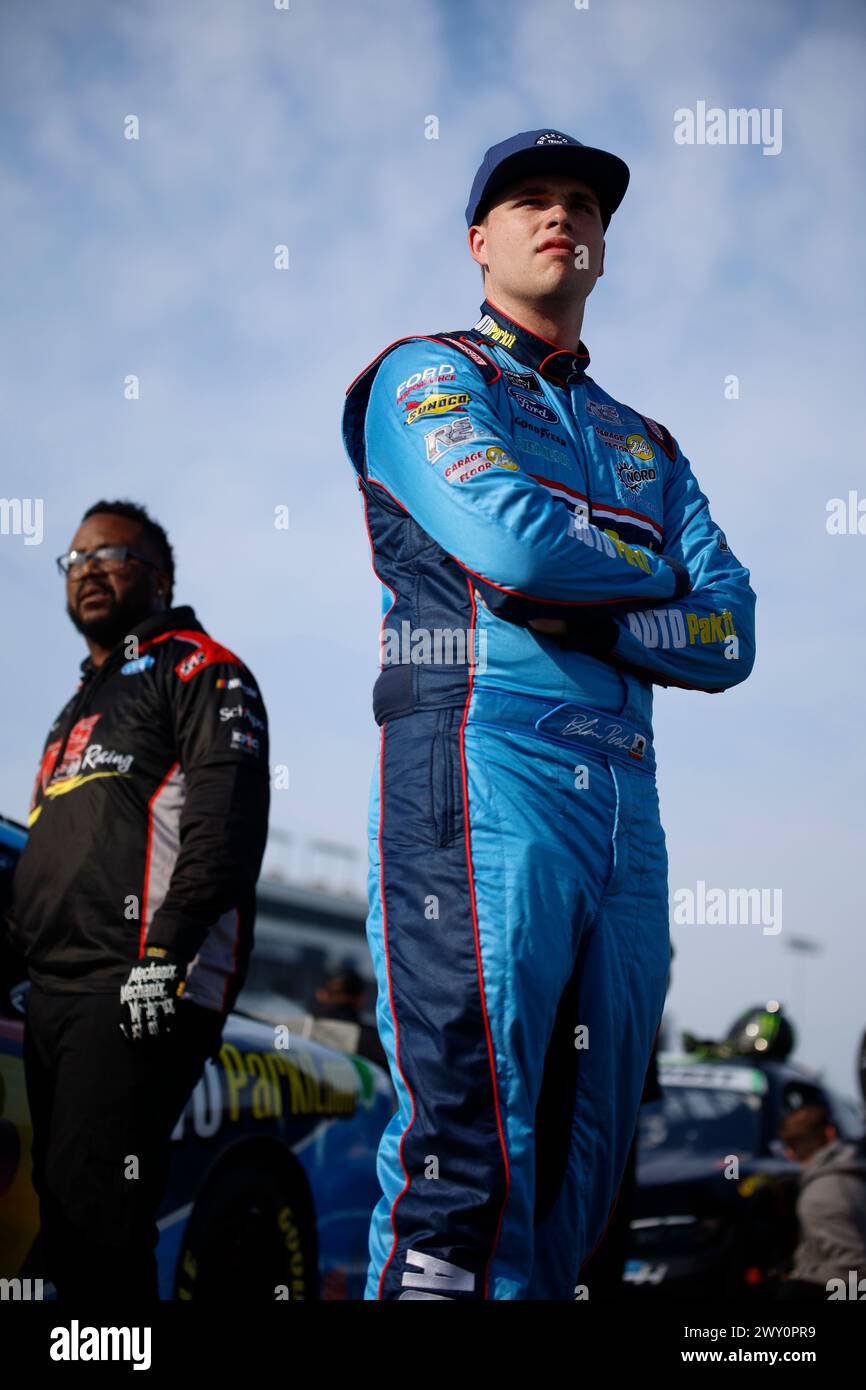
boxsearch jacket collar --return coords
[78,604,202,678]
[473,297,591,387]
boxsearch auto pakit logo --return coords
[473,314,517,350]
[403,391,471,426]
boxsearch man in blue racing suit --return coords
[341,128,756,1300]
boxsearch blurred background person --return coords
[774,1099,866,1300]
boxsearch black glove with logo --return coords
[119,946,186,1043]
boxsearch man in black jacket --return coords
[8,499,270,1300]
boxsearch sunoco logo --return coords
[404,392,471,426]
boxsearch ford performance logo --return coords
[508,389,560,423]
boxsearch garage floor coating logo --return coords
[49,1321,152,1370]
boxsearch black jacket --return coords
[10,606,270,1013]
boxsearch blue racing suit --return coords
[341,297,756,1299]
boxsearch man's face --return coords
[469,174,606,306]
[64,513,169,649]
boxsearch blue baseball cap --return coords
[465,128,630,232]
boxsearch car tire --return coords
[174,1157,318,1301]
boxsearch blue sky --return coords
[2,0,865,1096]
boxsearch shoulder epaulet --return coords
[637,412,677,462]
[426,332,500,385]
[343,330,498,480]
[140,629,242,682]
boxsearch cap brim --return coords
[472,145,629,228]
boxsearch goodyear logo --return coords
[404,391,471,426]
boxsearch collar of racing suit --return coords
[77,604,202,680]
[472,297,591,389]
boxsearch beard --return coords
[67,578,157,650]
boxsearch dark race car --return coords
[623,1051,865,1299]
[0,813,393,1301]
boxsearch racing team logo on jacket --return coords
[595,426,654,460]
[473,314,517,350]
[396,363,456,403]
[615,457,657,496]
[141,630,244,683]
[502,369,541,393]
[31,738,63,809]
[508,389,560,424]
[51,714,102,782]
[585,398,621,424]
[424,416,477,462]
[403,391,471,426]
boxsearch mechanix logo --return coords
[508,389,559,423]
[473,314,517,350]
[502,368,541,393]
[585,398,621,424]
[404,391,471,426]
[424,415,477,462]
[616,458,658,495]
[399,1249,476,1300]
